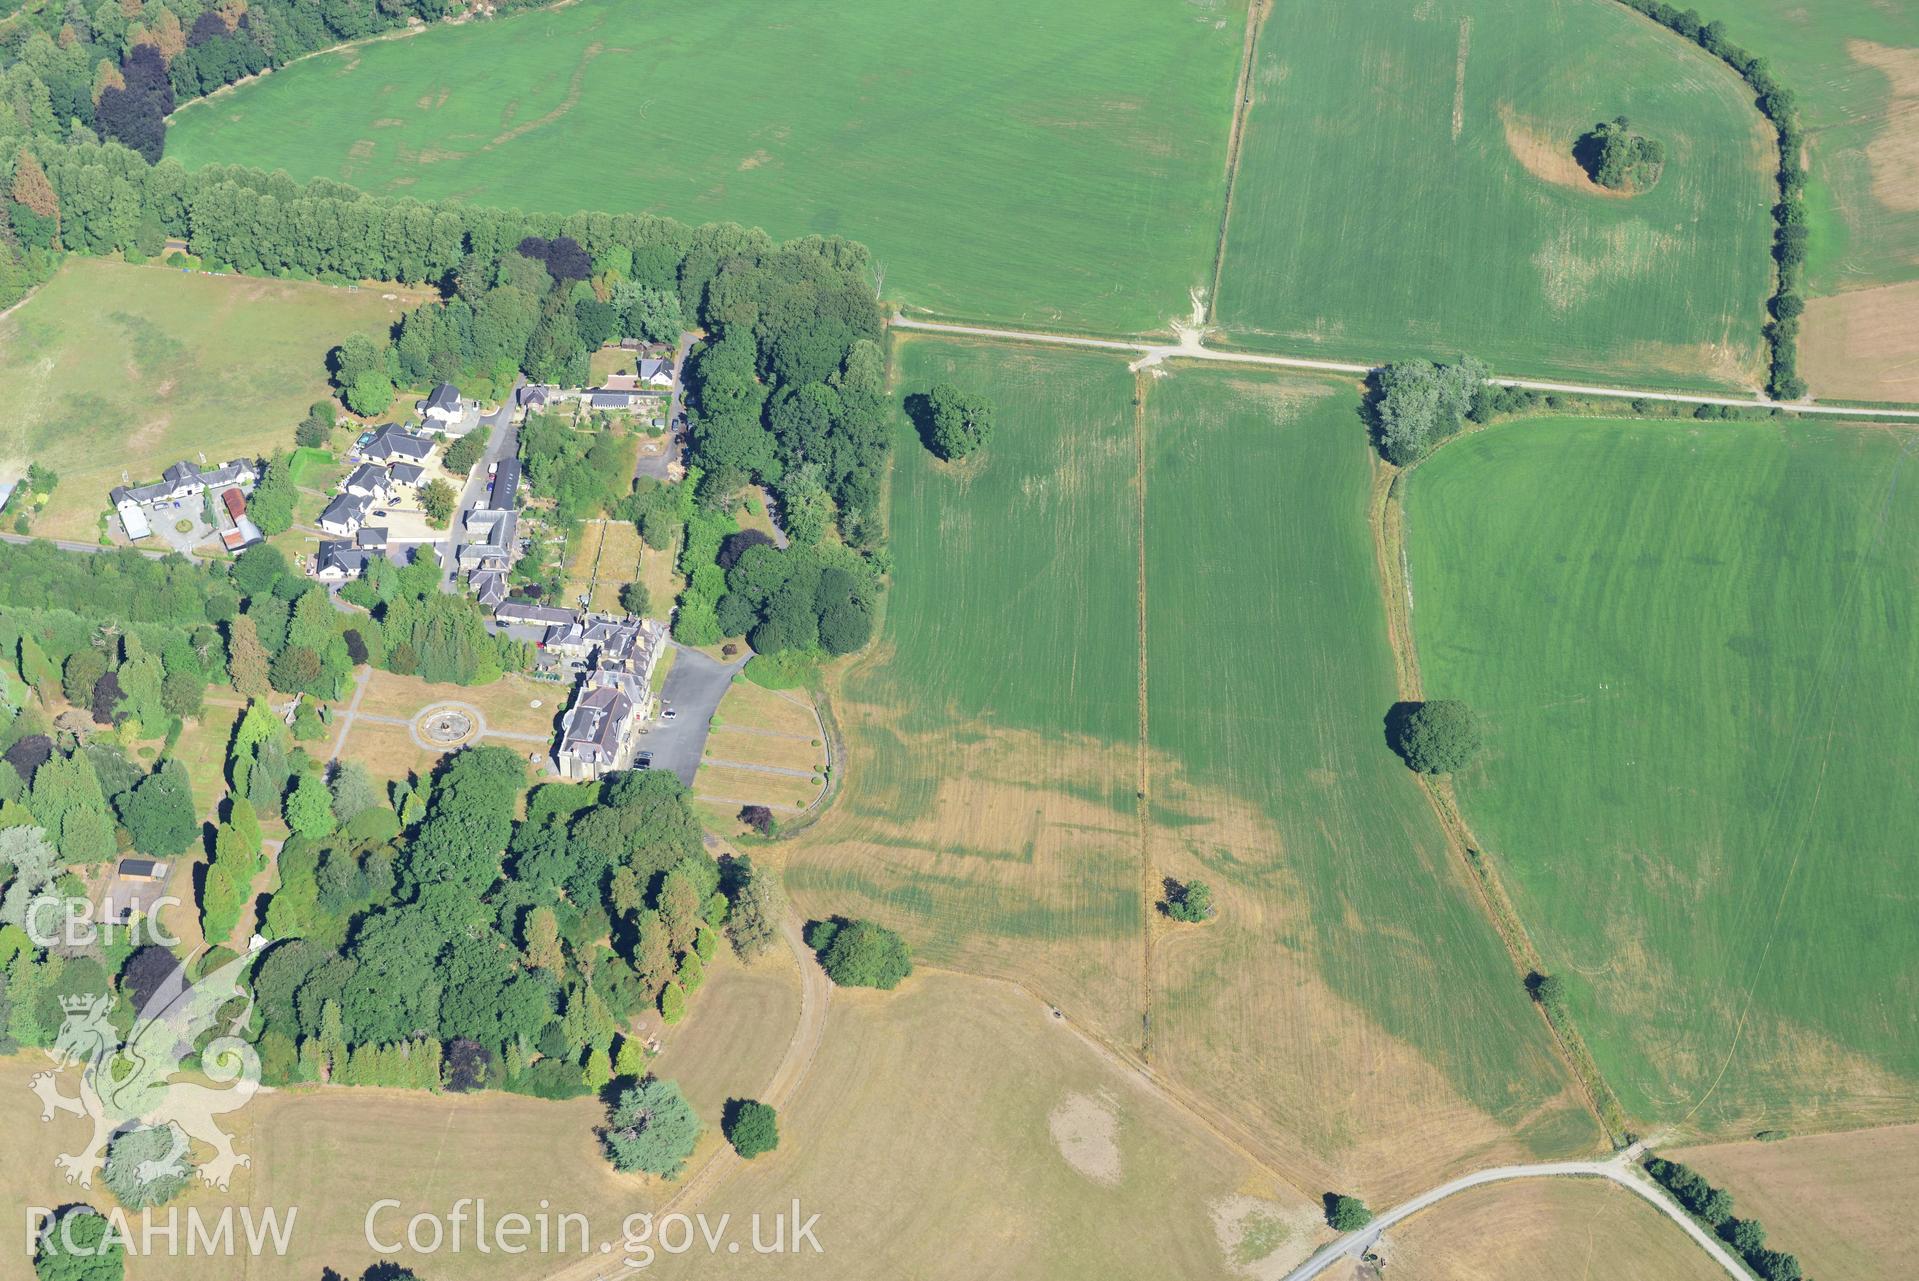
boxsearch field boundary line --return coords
[1371,455,1629,1143]
[886,315,1919,418]
[1132,372,1155,1061]
[1205,0,1270,320]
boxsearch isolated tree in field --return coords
[724,855,785,963]
[103,1124,191,1210]
[419,479,458,529]
[914,383,996,460]
[1576,116,1666,192]
[602,1077,701,1177]
[1158,877,1215,924]
[724,1098,779,1159]
[1388,699,1484,774]
[1370,358,1487,465]
[807,917,911,990]
[1323,1193,1373,1231]
[1528,972,1569,1022]
[344,371,395,418]
[618,581,651,617]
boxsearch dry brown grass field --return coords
[1372,1177,1725,1281]
[1801,280,1919,401]
[1673,1124,1919,1281]
[649,971,1329,1281]
[0,259,404,542]
[335,718,442,785]
[0,947,797,1279]
[795,341,1599,1201]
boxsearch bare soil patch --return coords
[1048,1090,1123,1184]
[1802,278,1919,401]
[1499,104,1634,199]
[1849,41,1919,212]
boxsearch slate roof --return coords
[320,491,372,529]
[316,542,370,576]
[344,462,391,494]
[363,425,434,463]
[424,382,461,413]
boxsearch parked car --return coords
[661,708,678,722]
[488,462,498,477]
[636,751,652,768]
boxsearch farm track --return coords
[538,910,830,1281]
[1368,460,1628,1142]
[1277,1148,1749,1281]
[1205,0,1270,318]
[1132,372,1155,1061]
[888,315,1919,419]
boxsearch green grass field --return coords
[793,336,1147,1046]
[1407,418,1919,1136]
[1141,366,1597,1191]
[794,338,1597,1192]
[166,0,1246,336]
[0,257,403,540]
[1214,0,1776,388]
[1716,0,1919,297]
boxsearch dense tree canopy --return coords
[602,1077,701,1177]
[805,917,911,990]
[1370,358,1486,465]
[1388,699,1485,774]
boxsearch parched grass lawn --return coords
[691,763,822,815]
[1383,1177,1725,1281]
[1407,418,1919,1136]
[562,518,650,615]
[1675,1122,1919,1281]
[0,258,404,540]
[703,727,826,777]
[713,680,822,740]
[171,701,241,818]
[1141,365,1595,1195]
[1215,0,1775,388]
[648,972,1329,1281]
[338,717,443,785]
[165,0,1246,335]
[0,1053,662,1281]
[355,669,562,739]
[648,933,804,1121]
[795,337,1594,1193]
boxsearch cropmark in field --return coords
[1407,418,1919,1136]
[793,338,1600,1196]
